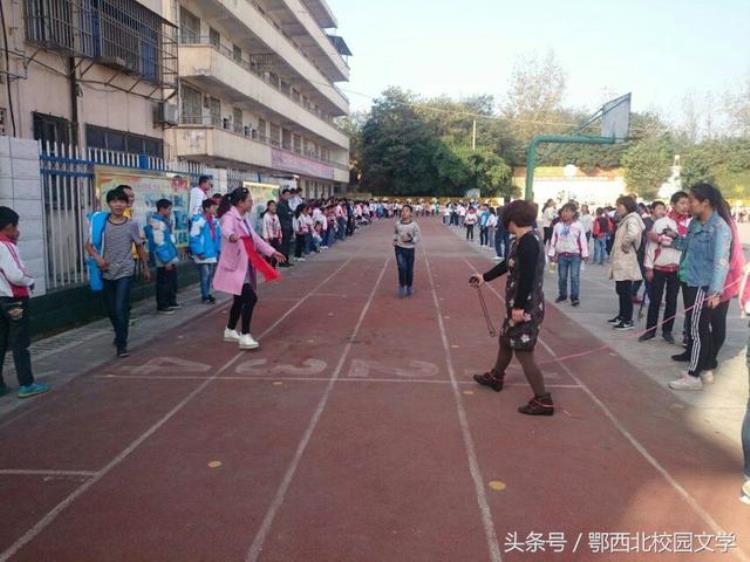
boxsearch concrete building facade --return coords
[0,0,351,195]
[164,0,351,197]
[0,0,178,155]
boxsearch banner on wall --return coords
[94,166,191,247]
[243,181,280,232]
[271,147,334,180]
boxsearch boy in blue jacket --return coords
[146,199,180,314]
[190,198,221,304]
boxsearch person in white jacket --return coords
[640,193,690,343]
[0,206,49,399]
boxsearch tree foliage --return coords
[621,135,674,199]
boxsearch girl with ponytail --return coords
[212,187,286,350]
[665,182,739,390]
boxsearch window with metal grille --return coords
[233,44,242,63]
[180,84,202,125]
[25,0,171,84]
[179,6,200,43]
[209,27,220,48]
[233,108,243,134]
[257,118,267,141]
[208,97,221,128]
[86,124,163,157]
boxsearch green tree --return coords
[621,135,674,199]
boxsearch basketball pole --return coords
[524,135,617,202]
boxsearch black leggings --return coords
[493,336,546,397]
[466,224,474,240]
[616,280,634,322]
[543,227,553,246]
[228,283,258,335]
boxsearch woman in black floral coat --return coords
[470,199,553,416]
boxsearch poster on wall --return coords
[94,166,191,247]
[243,181,280,232]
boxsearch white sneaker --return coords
[700,370,715,385]
[296,257,306,262]
[741,480,750,505]
[493,256,504,261]
[224,328,240,342]
[238,334,259,350]
[669,373,703,391]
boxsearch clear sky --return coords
[328,0,750,123]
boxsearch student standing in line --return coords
[539,199,557,247]
[740,265,750,505]
[592,207,613,265]
[293,203,310,263]
[667,184,735,390]
[640,193,689,343]
[276,188,294,268]
[261,200,283,267]
[190,198,221,304]
[189,175,212,219]
[213,188,286,350]
[0,207,49,399]
[464,206,478,241]
[393,204,421,298]
[470,199,553,416]
[478,204,491,247]
[146,199,180,315]
[548,202,588,307]
[85,188,151,358]
[607,196,645,331]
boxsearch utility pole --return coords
[471,119,477,151]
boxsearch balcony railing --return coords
[179,35,347,133]
[177,116,349,171]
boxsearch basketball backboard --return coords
[601,93,631,141]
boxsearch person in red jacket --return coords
[592,207,614,265]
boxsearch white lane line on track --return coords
[425,246,503,562]
[245,257,390,562]
[462,253,750,562]
[0,255,357,562]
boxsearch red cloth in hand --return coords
[241,236,281,283]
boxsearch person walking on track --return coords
[393,204,421,298]
[213,187,286,351]
[469,199,554,416]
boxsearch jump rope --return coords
[472,270,749,368]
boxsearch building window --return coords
[33,112,73,146]
[233,44,242,62]
[233,108,243,134]
[209,27,220,48]
[25,0,171,85]
[269,124,281,146]
[181,84,202,124]
[86,125,163,157]
[179,6,200,43]
[257,118,267,141]
[208,97,221,128]
[293,134,302,154]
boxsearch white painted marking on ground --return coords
[245,258,390,562]
[124,356,211,375]
[0,256,357,562]
[235,358,328,377]
[425,251,503,562]
[347,359,439,379]
[0,469,96,477]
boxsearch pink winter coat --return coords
[212,206,275,296]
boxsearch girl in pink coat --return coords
[213,187,285,350]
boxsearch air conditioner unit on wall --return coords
[154,102,178,126]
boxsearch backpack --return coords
[597,216,610,235]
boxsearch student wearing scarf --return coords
[213,188,286,350]
[641,192,690,343]
[0,207,49,399]
[190,198,222,304]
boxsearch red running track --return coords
[0,218,747,562]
